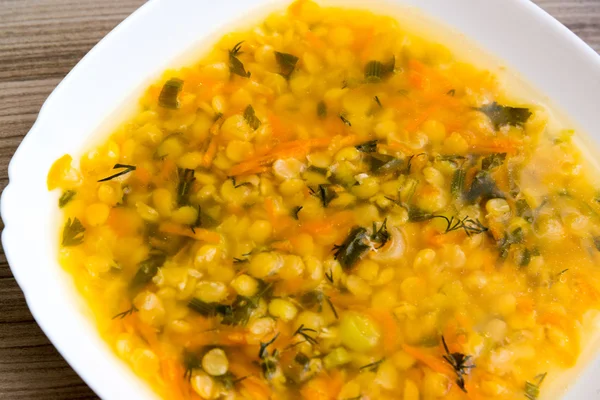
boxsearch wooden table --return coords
[0,0,598,398]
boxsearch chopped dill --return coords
[58,190,76,208]
[293,324,318,345]
[97,164,136,182]
[62,217,85,247]
[229,41,251,78]
[111,305,138,320]
[359,358,385,373]
[441,336,474,392]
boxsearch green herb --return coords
[325,269,334,284]
[369,153,402,175]
[326,296,339,319]
[260,357,280,382]
[158,78,183,109]
[292,206,303,220]
[214,372,248,390]
[187,206,201,234]
[112,305,138,320]
[557,269,569,279]
[437,154,466,165]
[230,176,252,189]
[478,102,532,129]
[294,352,310,367]
[333,227,370,270]
[309,184,338,207]
[447,89,456,96]
[243,104,261,130]
[481,153,506,171]
[62,217,85,246]
[293,324,318,345]
[183,352,201,380]
[275,51,299,79]
[129,252,167,293]
[430,215,488,236]
[441,336,474,393]
[497,227,525,260]
[317,100,327,118]
[342,78,362,89]
[299,290,338,319]
[177,168,196,206]
[98,164,136,182]
[221,290,270,326]
[259,333,279,359]
[355,140,378,153]
[340,113,352,126]
[229,41,251,78]
[515,199,534,223]
[364,56,395,83]
[408,208,434,222]
[525,372,547,400]
[359,358,385,372]
[451,169,465,198]
[465,171,505,203]
[188,280,272,326]
[58,190,76,208]
[374,96,382,108]
[371,218,390,248]
[404,153,426,174]
[188,298,232,318]
[519,248,532,267]
[594,237,600,251]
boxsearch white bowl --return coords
[2,0,600,399]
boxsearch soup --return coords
[47,1,600,399]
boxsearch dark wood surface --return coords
[0,0,598,398]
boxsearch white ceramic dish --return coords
[2,0,600,399]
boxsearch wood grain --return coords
[0,0,598,398]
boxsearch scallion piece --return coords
[275,51,299,79]
[158,78,183,109]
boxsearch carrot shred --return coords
[385,141,414,155]
[305,31,325,50]
[300,210,355,235]
[202,136,219,168]
[401,343,454,376]
[367,310,400,353]
[159,222,221,243]
[160,359,186,400]
[229,137,335,176]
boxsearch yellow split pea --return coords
[48,0,600,399]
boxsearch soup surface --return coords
[47,1,600,399]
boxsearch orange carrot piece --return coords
[229,137,333,176]
[385,141,414,155]
[229,363,272,399]
[402,344,454,376]
[202,136,219,168]
[135,166,151,186]
[159,222,221,243]
[405,105,436,132]
[468,137,523,154]
[268,112,292,141]
[156,158,177,184]
[367,310,400,353]
[161,359,185,400]
[300,211,355,235]
[305,31,325,50]
[300,372,343,400]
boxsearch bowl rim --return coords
[2,0,600,399]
